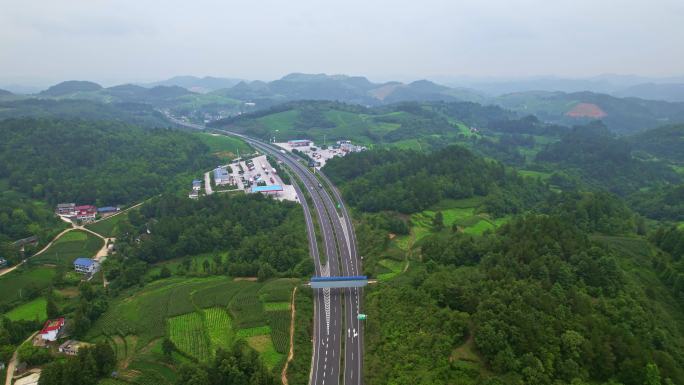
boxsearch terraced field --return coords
[168,312,211,360]
[89,277,297,380]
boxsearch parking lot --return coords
[229,155,298,202]
[275,141,362,168]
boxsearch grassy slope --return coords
[194,132,253,163]
[4,296,47,321]
[0,267,55,308]
[86,214,127,238]
[32,229,103,266]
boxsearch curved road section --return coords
[164,114,363,385]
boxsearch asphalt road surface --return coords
[163,112,363,385]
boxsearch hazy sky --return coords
[1,0,683,85]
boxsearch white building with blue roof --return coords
[73,257,100,274]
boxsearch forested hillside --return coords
[0,118,216,205]
[536,122,680,195]
[324,145,547,214]
[627,124,684,163]
[358,190,684,385]
[0,99,169,127]
[105,193,309,290]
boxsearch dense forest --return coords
[324,145,548,215]
[536,122,680,195]
[0,99,169,127]
[105,193,309,290]
[362,191,684,385]
[0,118,216,205]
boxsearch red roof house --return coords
[74,205,97,222]
[40,317,65,341]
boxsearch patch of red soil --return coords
[565,103,607,118]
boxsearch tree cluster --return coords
[38,343,116,385]
[0,118,217,206]
[324,145,548,214]
[105,193,308,289]
[175,342,275,385]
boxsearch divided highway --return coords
[164,113,362,385]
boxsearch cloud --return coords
[0,0,682,83]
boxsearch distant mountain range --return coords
[436,74,684,102]
[139,76,243,93]
[211,73,487,105]
[5,73,684,134]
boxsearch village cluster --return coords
[187,138,364,201]
[55,203,120,223]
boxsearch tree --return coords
[432,211,444,231]
[645,363,661,385]
[162,338,175,357]
[46,293,59,319]
[92,343,116,377]
[159,266,171,279]
[257,263,276,282]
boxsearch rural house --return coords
[74,205,97,222]
[56,203,76,215]
[58,340,87,356]
[39,318,65,341]
[73,257,100,274]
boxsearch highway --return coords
[164,112,362,385]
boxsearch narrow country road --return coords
[4,331,38,385]
[281,286,297,385]
[204,171,213,195]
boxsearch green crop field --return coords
[229,284,266,328]
[403,197,509,247]
[268,310,291,354]
[203,308,233,350]
[195,133,252,162]
[258,278,297,302]
[89,277,298,376]
[145,253,225,280]
[518,169,552,180]
[263,302,290,311]
[462,219,496,235]
[246,335,284,370]
[0,267,55,308]
[377,259,405,281]
[4,297,47,321]
[168,312,211,360]
[33,229,103,266]
[86,214,126,237]
[235,325,271,338]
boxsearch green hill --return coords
[627,124,684,163]
[495,90,684,134]
[39,80,103,96]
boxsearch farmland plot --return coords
[168,312,211,361]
